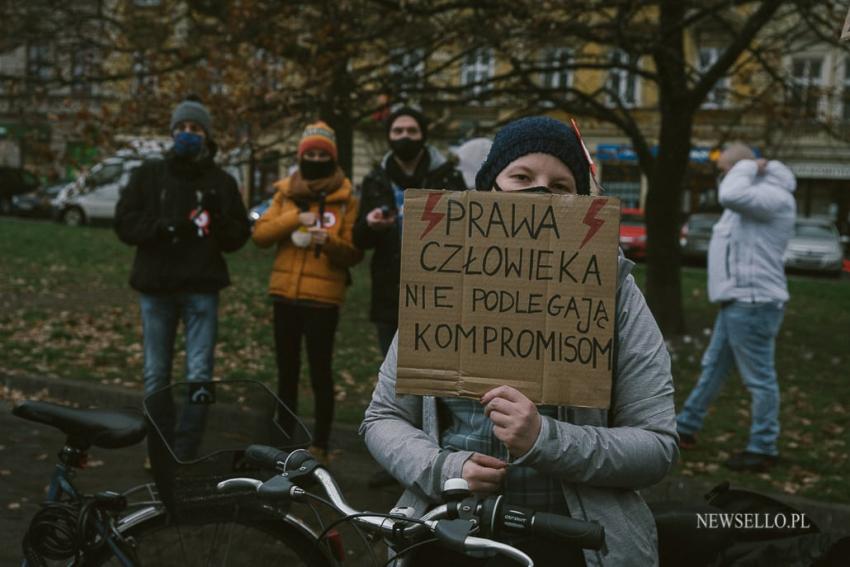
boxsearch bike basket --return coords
[143,380,311,520]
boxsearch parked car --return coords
[0,166,40,215]
[680,212,721,264]
[53,146,167,226]
[11,182,70,218]
[248,198,272,228]
[783,218,844,277]
[619,208,647,260]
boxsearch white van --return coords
[54,140,239,226]
[54,155,148,226]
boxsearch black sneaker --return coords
[723,451,779,472]
[367,469,398,489]
[678,432,698,450]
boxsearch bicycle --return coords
[13,380,340,566]
[219,444,606,566]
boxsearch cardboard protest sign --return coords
[396,189,621,408]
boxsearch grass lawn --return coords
[1,218,847,503]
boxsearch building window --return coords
[389,48,425,95]
[607,49,640,107]
[253,49,283,92]
[789,56,824,118]
[71,49,96,96]
[842,59,850,121]
[27,43,52,82]
[698,47,729,108]
[600,163,641,209]
[540,48,571,90]
[209,69,229,96]
[131,51,157,95]
[460,48,494,98]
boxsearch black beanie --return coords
[385,105,429,139]
[475,116,590,195]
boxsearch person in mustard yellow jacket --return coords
[253,121,362,461]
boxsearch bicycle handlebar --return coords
[481,499,605,551]
[221,445,606,566]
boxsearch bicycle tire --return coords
[87,504,336,567]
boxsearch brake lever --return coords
[258,474,306,502]
[217,478,263,492]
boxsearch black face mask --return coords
[390,137,425,162]
[300,159,336,180]
[493,183,552,194]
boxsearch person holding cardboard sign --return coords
[361,116,678,566]
[253,121,363,464]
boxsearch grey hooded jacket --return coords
[360,256,679,566]
[707,159,796,304]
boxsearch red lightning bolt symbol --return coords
[580,199,608,248]
[419,193,445,239]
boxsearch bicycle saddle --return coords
[13,400,147,449]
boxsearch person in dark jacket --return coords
[114,97,249,455]
[353,105,465,487]
[353,105,466,356]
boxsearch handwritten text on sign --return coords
[396,190,620,408]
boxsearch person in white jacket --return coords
[677,143,796,472]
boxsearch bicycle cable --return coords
[23,499,109,564]
[316,512,429,544]
[302,495,380,567]
[381,537,439,567]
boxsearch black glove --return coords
[201,188,222,217]
[156,218,196,241]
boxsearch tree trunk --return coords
[331,114,354,179]
[645,112,693,337]
[322,61,355,178]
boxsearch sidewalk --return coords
[3,373,849,545]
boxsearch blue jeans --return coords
[677,301,785,456]
[140,292,218,460]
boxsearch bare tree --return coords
[419,0,849,335]
[3,0,847,333]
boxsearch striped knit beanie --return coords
[297,121,337,161]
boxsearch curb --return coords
[4,373,849,534]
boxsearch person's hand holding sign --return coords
[482,386,542,458]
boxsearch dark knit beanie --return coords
[475,116,590,195]
[170,98,213,136]
[385,105,429,139]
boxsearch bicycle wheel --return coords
[89,505,336,567]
